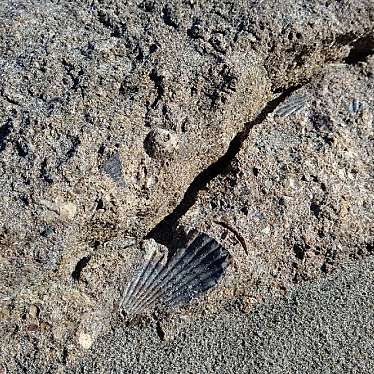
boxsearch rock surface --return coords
[180,59,374,307]
[0,0,373,372]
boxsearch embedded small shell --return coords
[275,95,308,117]
[144,128,178,159]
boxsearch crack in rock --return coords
[146,83,304,246]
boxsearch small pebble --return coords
[261,226,271,235]
[78,332,93,350]
[288,177,296,189]
[59,202,77,220]
[27,323,39,332]
[28,305,39,318]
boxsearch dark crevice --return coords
[15,141,28,157]
[155,320,165,341]
[61,347,68,365]
[71,256,91,282]
[310,201,321,218]
[149,69,165,109]
[0,119,13,152]
[146,83,304,247]
[40,158,54,184]
[162,5,179,29]
[65,136,81,160]
[146,34,369,248]
[293,243,305,260]
[344,35,374,65]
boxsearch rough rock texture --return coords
[180,59,374,306]
[0,0,373,372]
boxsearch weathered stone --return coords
[77,332,93,350]
[181,58,374,306]
[0,0,373,372]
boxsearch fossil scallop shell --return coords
[120,233,230,316]
[348,98,363,113]
[275,95,307,117]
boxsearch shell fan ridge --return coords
[120,232,231,316]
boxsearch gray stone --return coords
[181,59,374,306]
[0,0,373,371]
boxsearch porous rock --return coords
[181,58,374,306]
[0,0,373,372]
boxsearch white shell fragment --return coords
[275,95,308,117]
[78,332,93,349]
[121,233,231,316]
